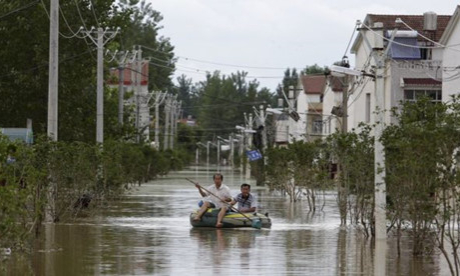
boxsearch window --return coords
[365,93,371,123]
[404,89,442,103]
[313,119,323,134]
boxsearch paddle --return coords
[186,178,262,229]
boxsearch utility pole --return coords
[342,76,349,133]
[117,51,129,125]
[229,134,234,167]
[217,138,221,171]
[169,99,175,149]
[47,0,59,141]
[154,92,167,150]
[260,105,267,151]
[83,27,119,143]
[355,20,396,276]
[170,99,181,149]
[245,113,253,181]
[206,141,210,168]
[135,46,142,143]
[163,95,170,150]
[96,28,104,143]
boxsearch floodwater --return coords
[2,166,451,275]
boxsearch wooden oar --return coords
[186,178,262,229]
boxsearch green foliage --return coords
[117,0,176,92]
[301,64,328,75]
[275,68,299,102]
[0,0,175,142]
[188,71,276,141]
[324,125,374,230]
[0,137,187,250]
[265,140,332,207]
[382,97,460,259]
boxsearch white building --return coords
[300,75,327,141]
[439,6,460,100]
[333,12,452,133]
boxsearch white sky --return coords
[147,0,457,91]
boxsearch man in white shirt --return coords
[193,173,232,227]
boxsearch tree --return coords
[301,64,328,75]
[117,0,176,92]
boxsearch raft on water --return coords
[190,208,272,228]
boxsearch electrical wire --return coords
[0,48,96,80]
[397,19,442,47]
[141,44,305,71]
[73,0,89,30]
[88,0,100,27]
[343,24,357,58]
[0,0,39,20]
[360,21,445,50]
[39,0,85,39]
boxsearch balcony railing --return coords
[395,60,442,70]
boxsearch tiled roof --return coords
[366,14,451,42]
[300,75,327,94]
[404,78,442,86]
[329,76,343,92]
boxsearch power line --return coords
[343,23,358,58]
[39,0,85,39]
[141,44,305,71]
[73,0,89,30]
[0,49,96,80]
[360,21,460,52]
[0,0,39,20]
[88,0,100,27]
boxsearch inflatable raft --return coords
[190,208,272,228]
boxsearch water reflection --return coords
[2,166,451,275]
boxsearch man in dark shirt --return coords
[232,183,257,213]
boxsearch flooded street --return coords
[4,166,451,275]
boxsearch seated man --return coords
[232,183,257,213]
[193,173,232,228]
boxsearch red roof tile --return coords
[366,14,451,42]
[404,78,441,86]
[328,76,343,92]
[301,75,327,95]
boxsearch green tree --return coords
[118,0,176,92]
[301,64,328,75]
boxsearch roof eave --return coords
[439,5,460,45]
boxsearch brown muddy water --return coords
[1,166,451,275]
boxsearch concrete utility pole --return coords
[342,76,349,133]
[206,141,210,168]
[356,20,399,276]
[217,139,221,171]
[154,92,167,149]
[170,99,181,149]
[245,113,253,181]
[117,51,129,125]
[96,28,104,143]
[169,99,175,149]
[260,105,267,151]
[229,134,234,167]
[47,0,59,141]
[84,27,119,143]
[135,46,142,143]
[163,95,171,150]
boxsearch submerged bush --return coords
[0,137,188,250]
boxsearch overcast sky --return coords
[148,0,457,91]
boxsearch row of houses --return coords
[276,5,460,143]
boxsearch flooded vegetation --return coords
[1,166,451,275]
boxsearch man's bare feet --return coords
[216,222,223,228]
